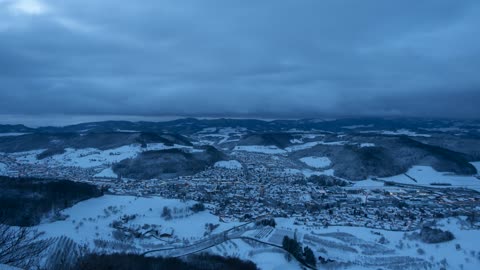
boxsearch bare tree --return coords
[0,223,51,269]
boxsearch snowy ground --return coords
[342,125,374,129]
[352,179,385,188]
[234,145,287,154]
[0,133,29,137]
[234,141,348,155]
[36,195,241,250]
[472,162,480,175]
[359,143,375,148]
[29,194,480,270]
[214,160,243,170]
[274,217,480,270]
[284,168,335,178]
[94,167,117,178]
[208,240,302,270]
[285,142,322,152]
[382,165,480,192]
[300,156,332,169]
[206,216,480,270]
[361,129,431,137]
[381,129,431,137]
[11,143,196,168]
[0,162,7,175]
[195,128,246,145]
[285,141,347,152]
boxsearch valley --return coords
[1,118,480,270]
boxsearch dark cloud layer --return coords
[1,0,479,118]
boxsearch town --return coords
[2,150,479,234]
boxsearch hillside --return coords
[289,136,477,180]
[113,146,225,180]
[0,132,191,153]
[0,176,103,226]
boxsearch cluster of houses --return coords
[2,150,479,232]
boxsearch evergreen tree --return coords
[161,206,172,220]
[282,236,303,262]
[304,246,316,267]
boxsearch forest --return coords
[0,176,103,226]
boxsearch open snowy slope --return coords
[299,156,332,169]
[30,193,480,270]
[11,143,197,168]
[382,165,480,191]
[36,195,242,249]
[275,218,480,270]
[208,239,303,270]
[0,162,7,175]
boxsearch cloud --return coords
[7,0,49,15]
[0,0,479,119]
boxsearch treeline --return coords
[255,218,276,227]
[308,175,349,187]
[72,253,259,270]
[36,147,66,160]
[282,236,316,267]
[0,176,103,226]
[419,226,455,244]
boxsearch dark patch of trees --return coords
[419,226,455,244]
[36,147,66,160]
[239,133,295,149]
[399,136,477,175]
[190,203,206,213]
[72,253,259,270]
[282,236,316,267]
[255,218,276,228]
[113,147,225,180]
[303,246,316,267]
[0,176,103,226]
[308,175,348,187]
[204,223,220,236]
[161,206,172,220]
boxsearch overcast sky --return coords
[1,0,479,119]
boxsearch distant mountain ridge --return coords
[1,117,480,136]
[1,118,479,181]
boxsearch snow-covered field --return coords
[285,142,321,152]
[27,193,480,270]
[37,195,241,249]
[342,124,374,129]
[472,162,480,175]
[214,160,243,170]
[285,141,347,152]
[0,162,7,175]
[352,179,385,188]
[208,239,302,270]
[275,218,480,270]
[188,214,480,270]
[195,128,246,145]
[361,129,431,137]
[94,167,117,178]
[359,143,375,148]
[284,168,335,178]
[11,143,196,168]
[234,141,348,154]
[382,166,480,192]
[234,145,287,154]
[299,156,332,169]
[0,133,29,137]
